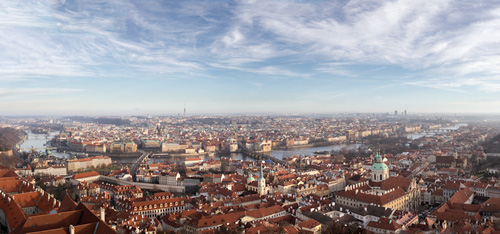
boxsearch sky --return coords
[2,0,500,116]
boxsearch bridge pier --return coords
[240,148,285,165]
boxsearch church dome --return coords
[247,174,255,182]
[371,152,388,171]
[372,162,389,171]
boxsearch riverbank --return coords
[167,152,210,157]
[86,152,141,158]
[272,141,357,150]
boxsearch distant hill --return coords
[0,127,21,151]
[66,116,131,126]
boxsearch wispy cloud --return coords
[251,82,264,87]
[226,0,500,90]
[2,0,500,114]
[0,88,83,98]
[0,1,209,81]
[209,63,306,78]
[316,63,355,77]
[406,76,500,92]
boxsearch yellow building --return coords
[67,156,112,172]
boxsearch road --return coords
[130,151,150,181]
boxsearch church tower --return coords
[371,152,389,182]
[257,161,266,195]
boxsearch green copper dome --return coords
[372,162,389,170]
[372,152,388,171]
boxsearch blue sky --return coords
[2,0,500,115]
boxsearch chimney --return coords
[69,225,75,234]
[100,207,105,221]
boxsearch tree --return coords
[322,221,362,234]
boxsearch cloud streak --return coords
[2,0,500,114]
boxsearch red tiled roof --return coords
[58,193,77,212]
[73,171,100,180]
[380,176,411,191]
[298,219,321,229]
[12,202,116,234]
[336,185,406,205]
[367,217,402,231]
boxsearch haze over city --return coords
[2,0,500,115]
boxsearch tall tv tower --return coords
[184,103,186,117]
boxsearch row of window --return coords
[133,201,184,211]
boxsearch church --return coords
[245,162,270,195]
[335,153,420,211]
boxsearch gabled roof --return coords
[12,201,116,234]
[72,171,100,180]
[436,156,455,164]
[381,176,411,191]
[297,218,321,229]
[367,217,402,231]
[58,193,77,212]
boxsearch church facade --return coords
[335,153,420,211]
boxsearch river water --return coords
[19,123,467,164]
[21,132,362,163]
[407,123,468,140]
[204,143,363,162]
[19,131,71,158]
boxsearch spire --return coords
[259,161,264,180]
[374,151,382,163]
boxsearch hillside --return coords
[0,127,21,167]
[66,116,131,126]
[0,127,21,151]
[483,134,500,153]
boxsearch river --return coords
[24,123,459,164]
[18,123,467,164]
[407,123,468,140]
[205,143,363,162]
[19,131,71,158]
[21,132,361,163]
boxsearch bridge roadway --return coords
[19,147,58,151]
[99,175,185,193]
[130,152,151,180]
[238,143,287,165]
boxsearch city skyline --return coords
[2,0,500,115]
